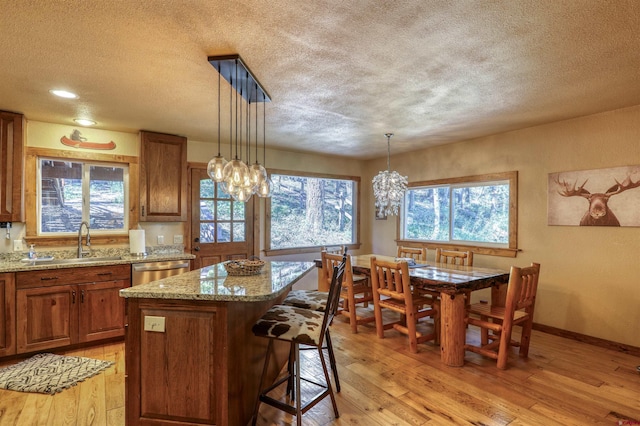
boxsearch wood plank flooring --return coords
[0,310,639,425]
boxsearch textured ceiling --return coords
[1,1,639,159]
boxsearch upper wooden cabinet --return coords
[0,111,24,222]
[139,131,187,222]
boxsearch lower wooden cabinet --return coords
[16,264,130,354]
[0,273,16,357]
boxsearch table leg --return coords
[440,292,466,367]
[491,284,507,307]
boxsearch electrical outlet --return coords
[144,316,166,332]
[157,235,164,245]
[173,235,183,244]
[13,240,23,252]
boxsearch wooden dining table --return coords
[316,254,510,367]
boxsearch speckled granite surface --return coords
[0,245,194,273]
[120,261,314,302]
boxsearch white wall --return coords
[366,105,640,347]
[13,106,640,348]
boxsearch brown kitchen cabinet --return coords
[0,273,16,357]
[139,130,187,222]
[16,264,130,354]
[0,110,24,222]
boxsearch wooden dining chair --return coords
[435,248,474,310]
[435,248,473,266]
[251,254,347,425]
[322,245,345,254]
[369,256,438,353]
[396,246,426,262]
[313,250,374,334]
[464,262,541,369]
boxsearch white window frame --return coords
[264,169,361,255]
[37,157,130,236]
[398,171,518,257]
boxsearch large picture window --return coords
[400,171,517,255]
[266,171,359,253]
[38,158,129,235]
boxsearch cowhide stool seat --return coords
[251,256,346,426]
[282,289,328,312]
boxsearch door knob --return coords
[194,246,200,251]
[194,237,200,243]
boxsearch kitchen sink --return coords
[46,256,124,264]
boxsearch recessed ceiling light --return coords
[74,118,96,126]
[50,89,78,99]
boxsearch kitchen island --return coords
[119,261,314,426]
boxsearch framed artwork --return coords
[548,165,640,226]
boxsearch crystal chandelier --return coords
[207,55,271,201]
[372,133,408,216]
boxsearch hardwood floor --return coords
[0,342,125,426]
[1,311,639,425]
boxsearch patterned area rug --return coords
[0,353,114,395]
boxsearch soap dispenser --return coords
[28,244,36,260]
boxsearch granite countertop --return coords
[0,247,195,273]
[120,261,314,302]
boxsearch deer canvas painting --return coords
[548,165,640,226]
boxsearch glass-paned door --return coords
[190,168,254,268]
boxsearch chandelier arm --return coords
[235,59,239,160]
[263,90,266,166]
[217,64,221,156]
[255,83,259,162]
[229,69,233,160]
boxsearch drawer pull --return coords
[97,272,113,276]
[40,276,59,281]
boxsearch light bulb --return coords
[248,162,266,191]
[257,176,272,198]
[207,155,228,182]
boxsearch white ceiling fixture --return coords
[74,118,96,126]
[49,89,78,99]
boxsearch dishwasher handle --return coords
[132,262,190,272]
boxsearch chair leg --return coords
[294,343,302,426]
[405,310,418,353]
[317,340,340,419]
[373,298,385,339]
[286,344,295,400]
[480,315,490,345]
[496,321,515,370]
[324,329,340,392]
[252,339,274,426]
[519,319,534,358]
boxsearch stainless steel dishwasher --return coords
[132,260,191,286]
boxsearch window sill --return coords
[263,243,361,257]
[395,240,519,258]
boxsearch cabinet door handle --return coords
[40,276,59,281]
[81,290,85,303]
[72,290,76,304]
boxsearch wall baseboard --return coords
[533,323,640,357]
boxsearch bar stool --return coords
[251,255,346,426]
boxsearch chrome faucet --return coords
[78,221,91,258]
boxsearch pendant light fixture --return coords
[208,55,271,202]
[372,133,407,216]
[249,82,268,192]
[257,89,272,198]
[207,63,228,181]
